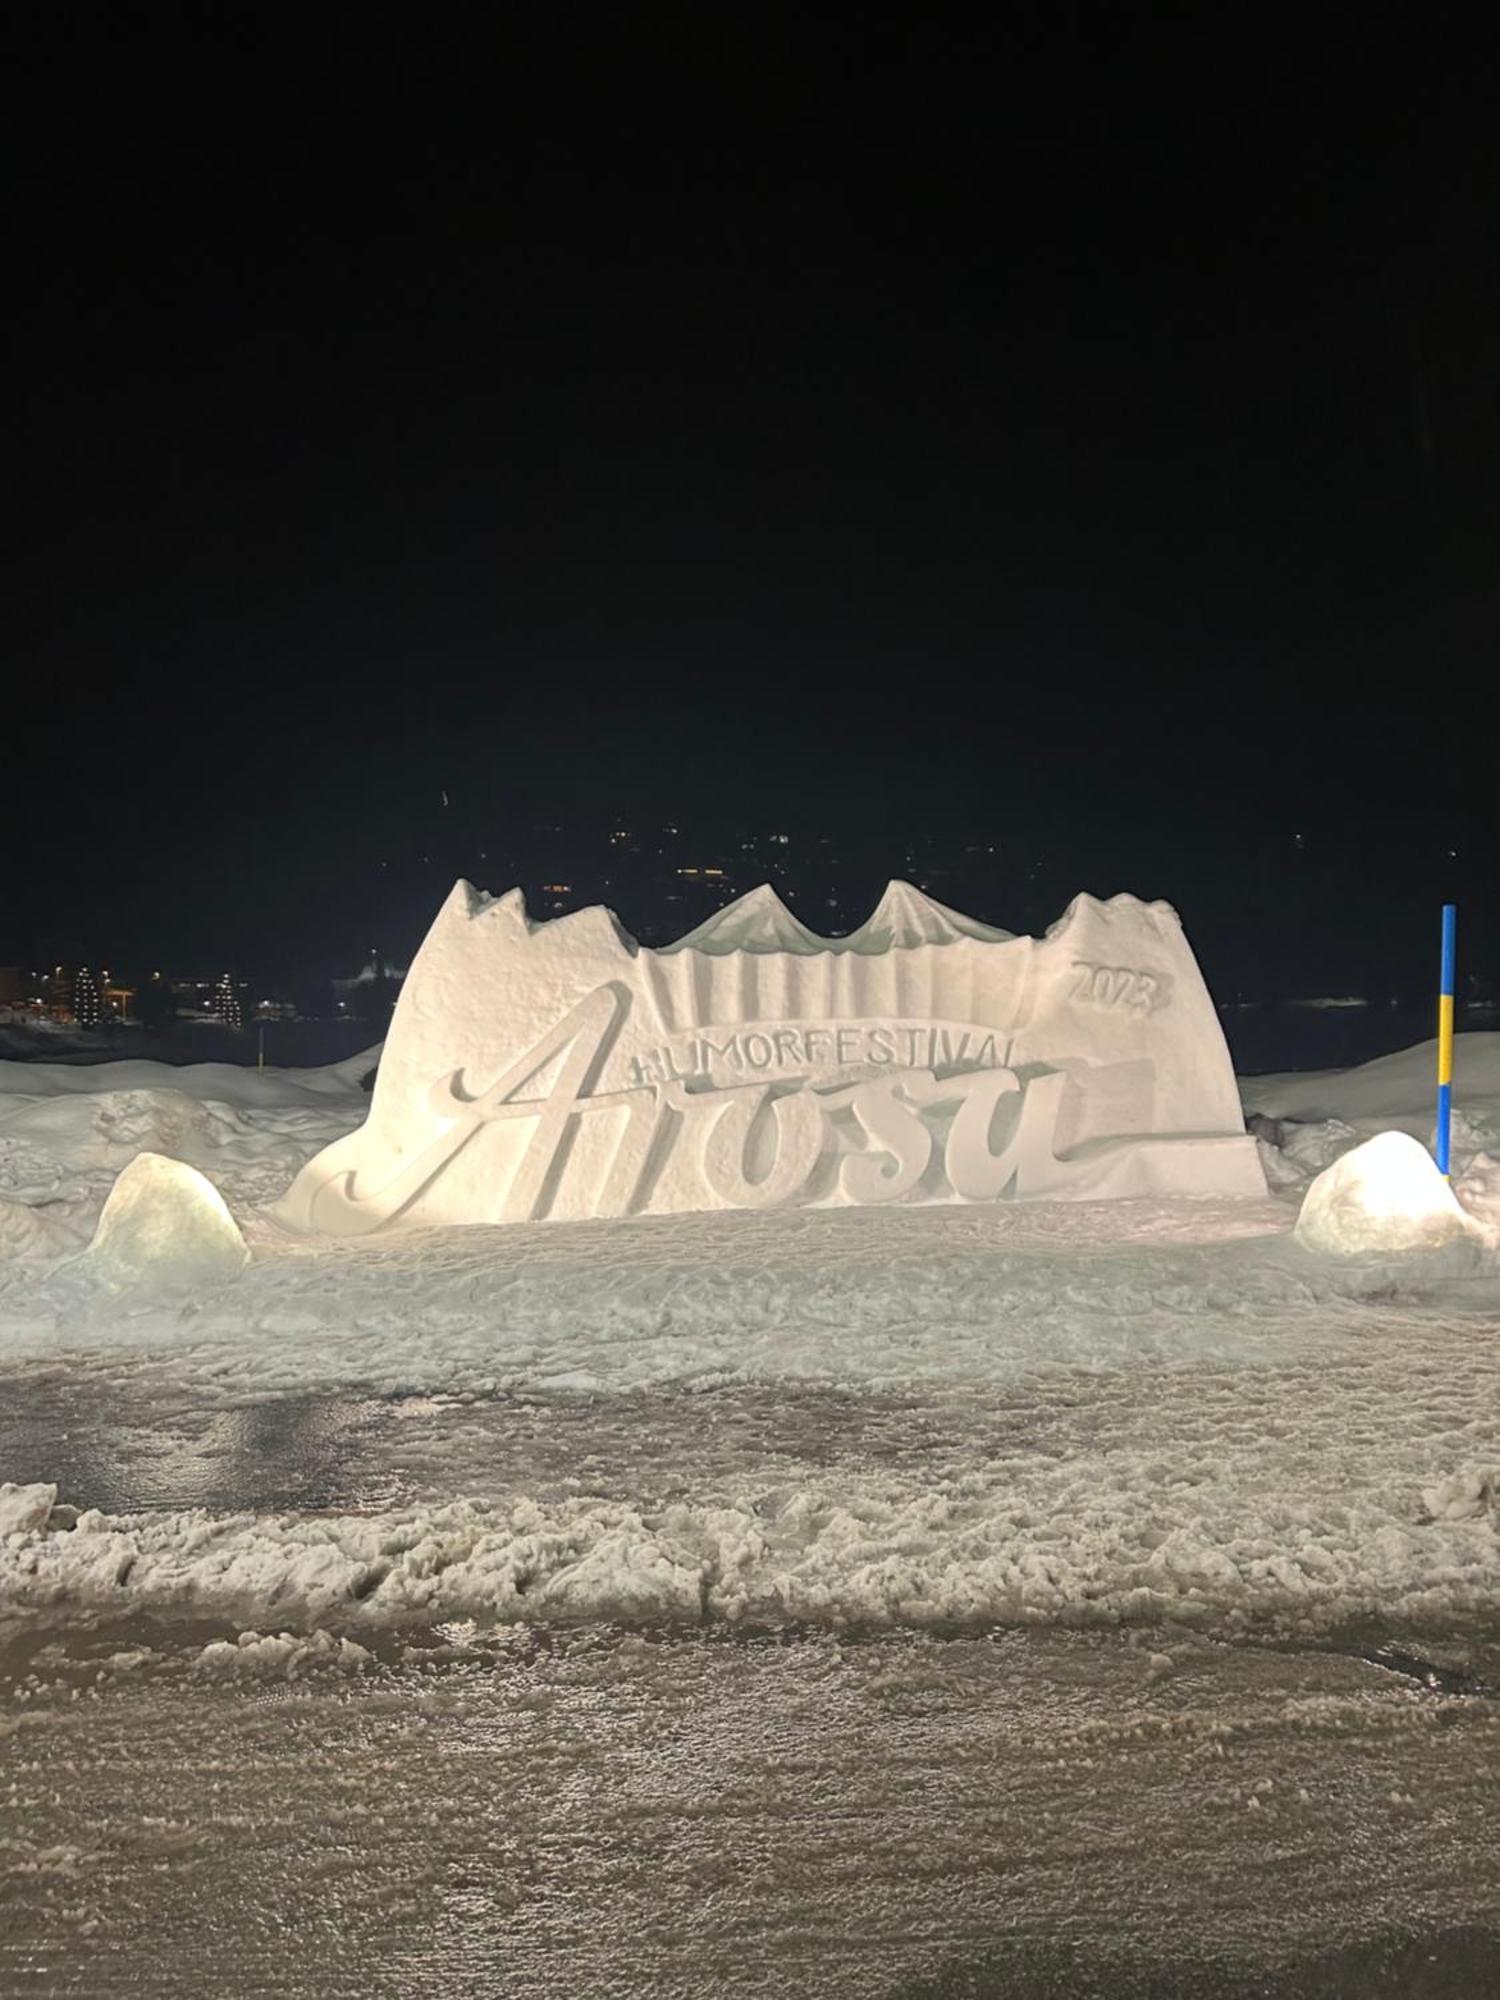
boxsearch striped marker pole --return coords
[1436,903,1456,1176]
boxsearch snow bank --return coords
[4,1455,1499,1640]
[80,1153,249,1292]
[0,1087,264,1170]
[0,1065,369,1178]
[1295,1131,1481,1257]
[0,1051,370,1269]
[1243,1033,1500,1235]
[0,1047,379,1112]
[0,1197,91,1263]
[1244,1033,1500,1141]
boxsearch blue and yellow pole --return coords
[1436,903,1456,1176]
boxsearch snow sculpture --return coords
[279,880,1263,1236]
[1294,1130,1477,1256]
[83,1151,250,1290]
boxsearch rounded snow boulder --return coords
[1294,1130,1477,1257]
[82,1151,250,1292]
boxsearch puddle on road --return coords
[0,1376,1062,1515]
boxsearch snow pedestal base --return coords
[82,1151,249,1292]
[1294,1131,1477,1256]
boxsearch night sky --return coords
[9,13,1497,996]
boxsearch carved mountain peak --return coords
[663,883,827,956]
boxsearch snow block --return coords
[83,1151,250,1291]
[279,879,1265,1235]
[1294,1130,1478,1257]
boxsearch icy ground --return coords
[2,1039,1499,1994]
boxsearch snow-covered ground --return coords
[2,1035,1497,1641]
[3,1036,1499,1992]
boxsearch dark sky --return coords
[8,11,1497,984]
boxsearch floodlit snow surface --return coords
[1295,1130,1480,1257]
[3,1033,1500,1992]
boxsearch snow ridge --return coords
[5,1460,1498,1640]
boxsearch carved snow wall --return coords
[277,881,1265,1236]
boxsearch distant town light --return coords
[214,971,242,1032]
[73,966,102,1029]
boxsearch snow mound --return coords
[81,1153,249,1292]
[1421,1467,1496,1522]
[194,1629,374,1679]
[0,1480,56,1536]
[1294,1131,1478,1257]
